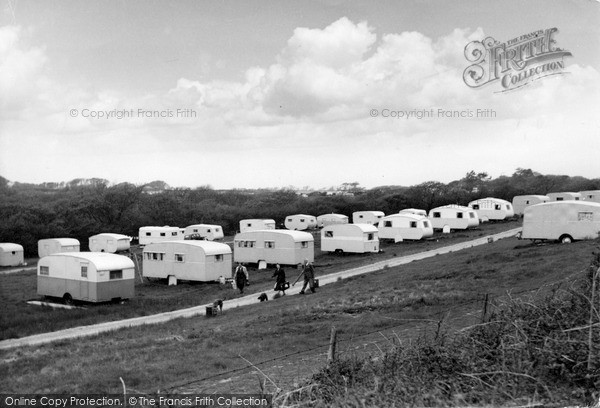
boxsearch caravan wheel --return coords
[560,235,573,244]
[63,293,73,305]
[334,249,344,255]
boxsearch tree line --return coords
[1,169,598,256]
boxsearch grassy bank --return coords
[1,235,597,403]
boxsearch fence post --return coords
[327,326,337,366]
[481,293,489,323]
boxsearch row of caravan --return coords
[30,200,600,304]
[512,190,600,215]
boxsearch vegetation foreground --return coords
[288,253,600,407]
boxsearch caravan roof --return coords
[0,243,23,252]
[152,240,232,255]
[48,252,134,270]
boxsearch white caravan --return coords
[183,224,224,241]
[468,197,515,222]
[89,233,131,253]
[378,214,434,243]
[37,252,135,303]
[239,219,276,233]
[547,192,582,202]
[317,213,349,228]
[38,238,80,258]
[321,224,379,253]
[428,205,479,233]
[143,241,232,283]
[233,230,314,267]
[399,208,428,217]
[0,243,24,266]
[512,195,550,216]
[138,226,182,245]
[579,190,600,203]
[352,211,385,225]
[521,201,600,243]
[284,214,318,231]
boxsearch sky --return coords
[0,0,599,189]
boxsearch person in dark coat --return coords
[272,264,287,296]
[234,263,248,294]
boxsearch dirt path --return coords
[0,228,521,351]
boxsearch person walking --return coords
[272,263,287,296]
[234,262,248,294]
[293,259,316,294]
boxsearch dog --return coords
[213,299,223,312]
[257,293,268,302]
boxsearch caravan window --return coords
[432,212,441,218]
[578,212,593,221]
[109,270,123,280]
[384,221,392,227]
[207,229,211,233]
[175,254,185,262]
[469,212,476,218]
[472,204,480,210]
[300,219,305,222]
[81,265,88,278]
[265,241,275,249]
[146,232,151,236]
[301,241,309,248]
[147,252,164,261]
[246,223,252,227]
[494,204,501,210]
[410,221,417,228]
[367,233,374,240]
[160,232,166,237]
[423,221,430,228]
[215,254,223,262]
[193,229,198,233]
[575,197,580,200]
[457,212,463,219]
[556,197,563,201]
[325,231,333,238]
[171,232,178,236]
[287,218,292,222]
[40,266,49,275]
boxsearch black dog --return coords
[258,293,268,302]
[213,299,223,312]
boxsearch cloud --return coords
[0,26,47,118]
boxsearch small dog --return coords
[213,299,223,312]
[258,293,268,302]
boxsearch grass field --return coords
[0,220,521,340]
[1,226,597,401]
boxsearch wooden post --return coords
[327,326,337,366]
[481,293,489,323]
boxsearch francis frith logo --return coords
[463,28,572,91]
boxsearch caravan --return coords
[37,252,135,303]
[512,195,550,216]
[0,243,25,267]
[239,219,276,233]
[183,224,224,241]
[547,192,582,202]
[521,201,600,243]
[143,241,232,283]
[321,224,379,253]
[89,233,131,253]
[233,230,314,267]
[38,238,80,258]
[579,190,600,203]
[378,213,433,242]
[468,197,514,222]
[138,226,182,245]
[284,214,318,231]
[428,205,479,232]
[352,211,385,225]
[316,213,349,228]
